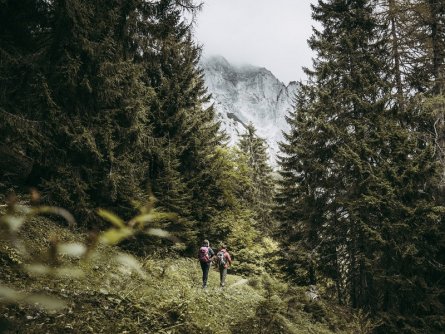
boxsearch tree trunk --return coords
[388,0,405,111]
[428,0,445,186]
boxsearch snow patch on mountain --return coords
[200,55,297,166]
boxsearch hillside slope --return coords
[0,211,361,334]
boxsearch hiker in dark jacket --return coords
[198,239,215,288]
[216,245,232,288]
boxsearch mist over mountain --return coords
[200,56,297,165]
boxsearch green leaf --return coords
[100,228,133,245]
[0,285,66,311]
[32,206,76,227]
[24,294,67,311]
[0,285,21,300]
[24,264,50,276]
[115,253,147,279]
[146,228,171,238]
[58,243,87,258]
[128,212,177,227]
[97,209,126,228]
[2,215,25,232]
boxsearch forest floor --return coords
[0,211,361,334]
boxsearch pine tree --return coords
[140,0,228,243]
[275,83,329,286]
[277,0,444,331]
[0,0,155,222]
[0,0,53,185]
[0,0,230,239]
[238,123,275,233]
[45,0,157,221]
[379,0,445,184]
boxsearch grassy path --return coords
[0,215,358,333]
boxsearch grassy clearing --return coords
[0,215,359,333]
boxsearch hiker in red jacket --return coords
[198,239,215,288]
[216,245,232,288]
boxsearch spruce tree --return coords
[238,123,275,233]
[141,0,228,242]
[0,0,53,185]
[0,0,228,237]
[379,0,445,184]
[0,0,155,222]
[275,83,328,286]
[277,0,444,331]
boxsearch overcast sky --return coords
[193,0,316,84]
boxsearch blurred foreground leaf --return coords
[115,253,147,279]
[1,215,26,232]
[24,264,84,278]
[97,209,126,228]
[0,285,66,311]
[146,228,171,238]
[58,242,87,258]
[32,206,76,227]
[100,227,133,245]
[128,212,177,227]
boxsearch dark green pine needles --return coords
[275,0,445,333]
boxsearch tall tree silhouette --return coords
[277,1,444,331]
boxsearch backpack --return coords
[217,250,226,267]
[198,246,210,263]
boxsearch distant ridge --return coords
[200,55,297,166]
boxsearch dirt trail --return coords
[229,278,248,288]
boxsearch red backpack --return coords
[198,246,210,263]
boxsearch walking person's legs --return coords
[219,267,227,287]
[201,262,210,288]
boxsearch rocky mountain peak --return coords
[200,56,297,166]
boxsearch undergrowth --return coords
[0,205,367,333]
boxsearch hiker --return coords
[198,239,215,288]
[216,244,232,288]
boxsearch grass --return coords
[0,212,361,334]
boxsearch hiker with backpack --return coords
[216,244,232,288]
[198,239,215,288]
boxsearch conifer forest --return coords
[0,0,444,333]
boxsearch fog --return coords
[194,0,317,84]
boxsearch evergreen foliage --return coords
[0,0,226,234]
[1,0,444,333]
[276,0,445,332]
[238,123,275,234]
[379,0,445,184]
[1,0,155,222]
[138,0,230,248]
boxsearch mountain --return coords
[200,55,297,166]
